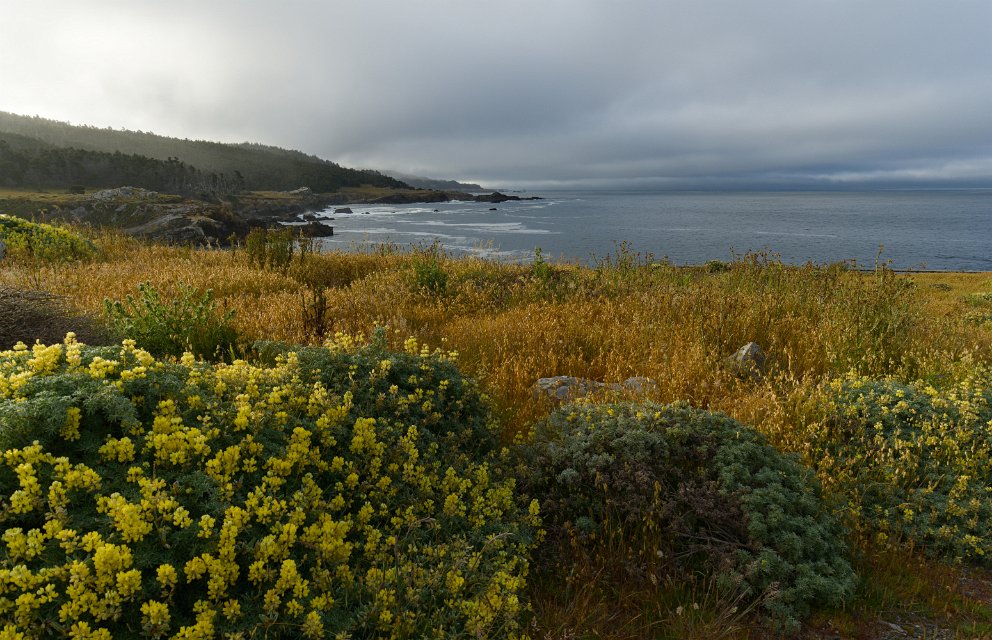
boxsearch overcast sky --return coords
[2,1,991,189]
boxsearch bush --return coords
[103,282,239,361]
[705,259,730,273]
[244,227,295,271]
[0,214,96,262]
[521,402,857,630]
[813,373,992,563]
[0,333,539,638]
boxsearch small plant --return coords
[103,282,239,360]
[300,285,330,341]
[244,227,295,270]
[410,240,449,296]
[244,226,267,267]
[521,402,857,631]
[267,227,295,269]
[531,247,553,285]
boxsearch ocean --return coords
[306,189,992,271]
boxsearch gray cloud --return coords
[2,0,990,188]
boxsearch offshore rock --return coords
[298,221,334,237]
[472,191,543,203]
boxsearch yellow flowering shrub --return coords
[0,331,539,638]
[0,215,96,263]
[811,369,992,563]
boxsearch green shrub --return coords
[521,402,857,630]
[813,373,992,564]
[705,259,730,273]
[0,214,96,262]
[410,242,448,296]
[103,282,239,361]
[0,333,539,638]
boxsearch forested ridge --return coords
[0,111,408,193]
[0,130,238,194]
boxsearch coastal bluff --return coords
[0,187,538,245]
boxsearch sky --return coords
[2,0,991,189]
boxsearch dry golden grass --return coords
[3,233,989,437]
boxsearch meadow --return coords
[2,220,992,638]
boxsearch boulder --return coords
[728,342,766,379]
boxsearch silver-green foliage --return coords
[522,402,857,630]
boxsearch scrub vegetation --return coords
[2,222,992,638]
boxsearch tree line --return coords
[0,133,243,194]
[0,111,408,193]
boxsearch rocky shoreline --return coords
[1,187,541,245]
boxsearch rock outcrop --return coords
[1,185,546,247]
[533,375,659,403]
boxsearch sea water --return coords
[306,190,992,271]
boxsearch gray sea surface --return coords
[303,190,992,271]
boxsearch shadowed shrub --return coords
[0,287,113,349]
[520,402,857,631]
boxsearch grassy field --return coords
[2,226,992,638]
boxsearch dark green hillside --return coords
[0,111,408,192]
[0,132,227,194]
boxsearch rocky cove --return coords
[0,186,540,245]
